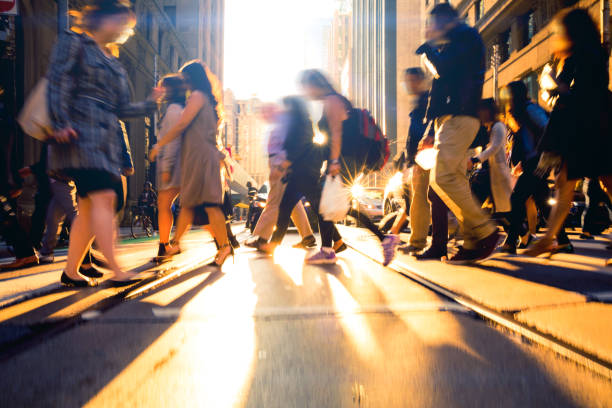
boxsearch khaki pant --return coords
[253,162,313,241]
[409,166,431,248]
[430,115,496,249]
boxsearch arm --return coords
[158,105,183,174]
[47,32,81,132]
[118,120,134,173]
[116,100,157,119]
[150,92,205,160]
[416,31,481,78]
[476,122,506,162]
[324,95,347,175]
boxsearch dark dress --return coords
[539,48,611,180]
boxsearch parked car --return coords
[346,186,384,226]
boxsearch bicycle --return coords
[130,206,155,239]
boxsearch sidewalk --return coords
[339,225,612,366]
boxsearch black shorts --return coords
[64,169,125,212]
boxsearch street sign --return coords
[0,0,17,15]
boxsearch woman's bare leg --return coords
[89,190,125,278]
[65,197,94,279]
[173,206,194,244]
[157,188,180,244]
[205,207,228,248]
[542,167,578,245]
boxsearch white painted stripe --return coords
[151,301,469,319]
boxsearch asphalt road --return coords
[0,232,611,407]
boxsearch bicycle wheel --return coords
[143,216,154,237]
[131,215,143,239]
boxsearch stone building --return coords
[1,0,224,206]
[451,0,611,102]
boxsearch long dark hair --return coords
[283,96,313,140]
[557,8,602,57]
[159,74,185,107]
[478,98,499,122]
[299,69,336,95]
[180,60,223,126]
[502,81,530,116]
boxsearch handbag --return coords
[319,175,350,222]
[17,78,52,142]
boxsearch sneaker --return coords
[415,246,447,260]
[305,248,337,265]
[382,235,401,266]
[398,244,424,255]
[39,253,55,264]
[579,232,594,240]
[552,242,574,254]
[293,235,317,249]
[0,254,39,271]
[333,241,348,253]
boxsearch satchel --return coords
[17,78,52,142]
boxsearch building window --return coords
[474,0,484,21]
[500,29,512,63]
[164,6,176,26]
[526,10,536,43]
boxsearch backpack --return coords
[348,108,390,173]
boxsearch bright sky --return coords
[224,0,337,102]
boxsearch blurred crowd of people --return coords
[1,1,611,289]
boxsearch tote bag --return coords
[17,78,52,142]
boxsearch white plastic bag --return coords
[319,175,350,222]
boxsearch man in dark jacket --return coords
[415,3,499,264]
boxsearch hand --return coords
[534,152,561,178]
[328,162,341,176]
[511,163,523,177]
[149,87,164,102]
[122,167,135,177]
[52,127,77,144]
[18,167,32,178]
[418,135,434,151]
[149,144,160,162]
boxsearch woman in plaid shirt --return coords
[47,1,157,287]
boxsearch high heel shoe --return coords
[521,238,554,258]
[208,244,234,268]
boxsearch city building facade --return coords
[451,0,611,103]
[1,0,224,208]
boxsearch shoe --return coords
[60,271,97,287]
[154,243,177,263]
[208,244,234,268]
[333,241,347,254]
[79,265,104,279]
[382,235,401,266]
[90,253,110,269]
[246,237,266,249]
[415,246,447,260]
[518,234,536,249]
[108,278,142,287]
[229,235,241,249]
[398,244,424,254]
[472,230,502,262]
[39,253,55,264]
[293,235,317,249]
[606,243,612,251]
[443,246,479,265]
[522,238,554,257]
[305,248,337,265]
[579,233,594,240]
[552,242,574,254]
[0,254,39,271]
[499,242,517,255]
